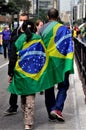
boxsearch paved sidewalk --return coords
[0,58,86,130]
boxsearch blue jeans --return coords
[45,72,69,116]
[3,42,10,58]
[0,45,3,54]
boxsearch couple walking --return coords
[5,8,74,130]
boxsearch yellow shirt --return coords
[73,30,77,38]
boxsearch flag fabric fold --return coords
[8,22,74,95]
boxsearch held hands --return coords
[8,76,12,83]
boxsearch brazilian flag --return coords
[8,22,74,95]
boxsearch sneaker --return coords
[48,115,57,122]
[50,110,65,122]
[4,106,18,116]
[0,52,3,54]
[40,91,44,95]
[25,125,33,130]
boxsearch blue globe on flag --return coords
[54,26,73,56]
[18,42,46,74]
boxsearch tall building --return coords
[82,0,86,18]
[38,0,54,12]
[78,0,86,18]
[77,3,82,19]
[29,0,60,16]
[54,0,60,10]
[73,6,77,21]
[72,0,86,21]
[36,0,60,14]
[29,0,35,14]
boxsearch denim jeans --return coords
[0,45,3,54]
[3,40,10,58]
[45,72,69,116]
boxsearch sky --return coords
[60,0,79,11]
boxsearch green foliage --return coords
[0,0,7,14]
[30,13,48,23]
[0,0,6,4]
[38,9,48,23]
[0,0,31,15]
[29,9,48,23]
[0,0,19,14]
[13,0,31,13]
[77,19,83,25]
[7,1,20,14]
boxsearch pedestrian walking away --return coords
[7,20,45,130]
[39,8,74,122]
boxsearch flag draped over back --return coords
[8,22,74,95]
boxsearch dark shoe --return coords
[40,91,44,95]
[0,52,3,54]
[4,106,18,116]
[48,115,57,122]
[50,110,65,122]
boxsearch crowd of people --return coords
[72,23,86,43]
[0,8,75,130]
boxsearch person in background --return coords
[39,8,74,122]
[2,25,11,58]
[73,25,79,38]
[4,13,29,115]
[34,19,44,34]
[34,19,44,95]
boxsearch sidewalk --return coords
[63,62,86,130]
[0,59,86,130]
[34,61,86,130]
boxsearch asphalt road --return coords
[0,54,86,130]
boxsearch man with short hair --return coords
[4,13,29,115]
[39,8,74,122]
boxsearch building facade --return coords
[74,0,86,21]
[38,0,54,12]
[28,0,60,17]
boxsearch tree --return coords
[13,0,31,14]
[0,0,6,5]
[0,0,19,15]
[0,0,7,15]
[38,9,48,23]
[7,1,20,14]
